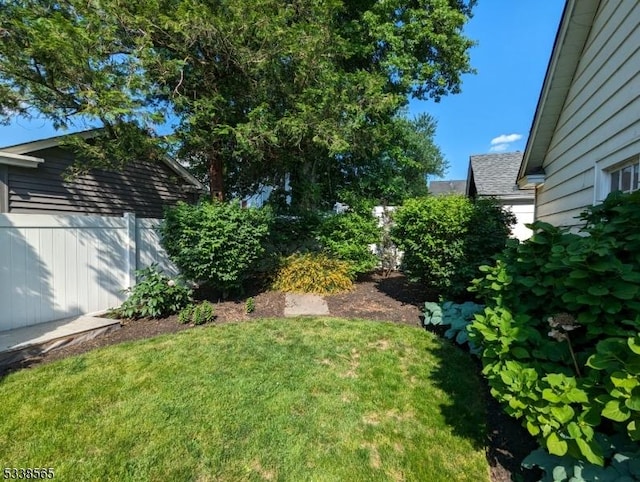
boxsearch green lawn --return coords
[0,318,489,481]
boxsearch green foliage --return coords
[177,301,216,325]
[0,0,475,206]
[245,297,255,314]
[423,301,484,353]
[316,210,381,277]
[468,191,640,466]
[522,435,640,482]
[336,113,447,206]
[272,253,353,295]
[391,195,515,298]
[264,211,322,258]
[113,265,192,320]
[192,301,215,325]
[160,201,272,295]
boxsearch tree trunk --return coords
[290,158,318,211]
[208,153,224,201]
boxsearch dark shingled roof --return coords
[428,180,467,196]
[468,152,533,198]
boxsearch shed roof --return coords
[0,129,205,192]
[468,152,533,199]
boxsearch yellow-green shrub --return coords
[272,253,353,294]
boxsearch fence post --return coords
[124,212,137,289]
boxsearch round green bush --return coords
[391,194,514,298]
[160,201,272,295]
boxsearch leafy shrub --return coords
[272,253,353,294]
[114,265,192,319]
[391,195,514,298]
[316,210,381,277]
[468,191,640,466]
[177,301,215,325]
[522,434,640,482]
[160,201,272,295]
[423,301,484,353]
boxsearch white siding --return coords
[536,1,640,229]
[503,202,534,241]
[0,213,176,332]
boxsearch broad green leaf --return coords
[526,421,540,436]
[551,405,575,424]
[625,395,640,411]
[576,437,604,466]
[546,432,568,456]
[602,400,630,422]
[566,388,589,404]
[542,388,561,403]
[629,336,640,355]
[612,284,639,300]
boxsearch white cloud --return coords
[490,133,523,145]
[489,143,509,152]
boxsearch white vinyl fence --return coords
[0,213,177,332]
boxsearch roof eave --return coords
[2,129,206,191]
[518,0,600,182]
[0,151,45,168]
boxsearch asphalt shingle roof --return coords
[469,152,533,197]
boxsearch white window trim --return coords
[594,154,640,204]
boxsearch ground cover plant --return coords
[468,191,640,470]
[0,318,490,482]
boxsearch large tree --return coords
[0,0,475,205]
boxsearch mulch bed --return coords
[1,272,537,482]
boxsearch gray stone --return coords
[284,293,329,317]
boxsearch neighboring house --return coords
[428,180,467,196]
[517,0,640,229]
[0,130,205,217]
[466,152,535,241]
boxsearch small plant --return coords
[192,301,215,325]
[245,297,255,314]
[176,302,215,325]
[177,304,195,324]
[272,253,354,294]
[113,264,192,319]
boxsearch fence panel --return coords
[0,213,174,332]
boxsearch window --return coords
[608,158,640,194]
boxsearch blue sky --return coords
[1,0,565,182]
[411,0,565,182]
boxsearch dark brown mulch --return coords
[2,272,537,482]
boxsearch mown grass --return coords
[0,318,489,481]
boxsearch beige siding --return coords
[536,1,640,229]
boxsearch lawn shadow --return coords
[427,339,539,481]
